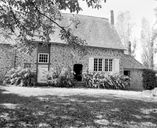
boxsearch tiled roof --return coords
[121,54,146,70]
[51,13,125,50]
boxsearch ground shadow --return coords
[1,87,157,128]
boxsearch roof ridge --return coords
[61,12,109,21]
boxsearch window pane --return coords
[98,59,102,71]
[105,59,109,71]
[109,59,113,71]
[38,54,49,63]
[94,58,98,71]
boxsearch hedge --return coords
[143,69,157,90]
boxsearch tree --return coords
[116,11,136,56]
[141,18,155,69]
[0,0,106,52]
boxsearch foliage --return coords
[3,67,36,86]
[143,69,157,90]
[47,69,130,89]
[83,72,130,90]
[57,76,74,88]
[3,66,130,89]
[47,67,75,87]
[0,0,106,53]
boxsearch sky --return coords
[79,0,157,24]
[74,0,157,63]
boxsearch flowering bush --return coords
[3,67,36,86]
[83,72,130,90]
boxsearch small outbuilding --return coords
[121,54,146,91]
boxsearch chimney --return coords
[128,41,131,55]
[110,10,114,25]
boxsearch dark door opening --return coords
[124,70,130,77]
[73,64,83,81]
[124,70,130,86]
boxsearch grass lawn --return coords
[0,86,157,128]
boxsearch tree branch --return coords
[33,2,66,32]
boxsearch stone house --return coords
[0,13,145,90]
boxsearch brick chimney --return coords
[110,10,114,25]
[128,41,131,55]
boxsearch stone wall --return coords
[0,44,37,82]
[0,44,15,81]
[49,43,124,73]
[16,48,37,72]
[0,43,124,75]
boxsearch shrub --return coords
[47,68,60,86]
[83,72,130,90]
[3,67,36,86]
[143,69,157,90]
[47,67,75,87]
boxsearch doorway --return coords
[124,70,130,77]
[124,70,130,86]
[73,64,83,81]
[37,65,49,83]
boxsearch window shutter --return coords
[89,57,94,72]
[113,59,120,74]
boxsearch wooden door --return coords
[37,65,48,83]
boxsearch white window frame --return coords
[38,53,49,63]
[93,58,113,72]
[104,59,113,72]
[94,58,103,72]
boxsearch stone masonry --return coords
[0,44,15,81]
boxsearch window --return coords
[38,53,49,63]
[105,59,113,72]
[105,59,109,71]
[94,58,102,71]
[91,58,114,72]
[109,59,113,71]
[24,63,31,68]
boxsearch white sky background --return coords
[64,0,157,64]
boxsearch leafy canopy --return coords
[0,0,106,52]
